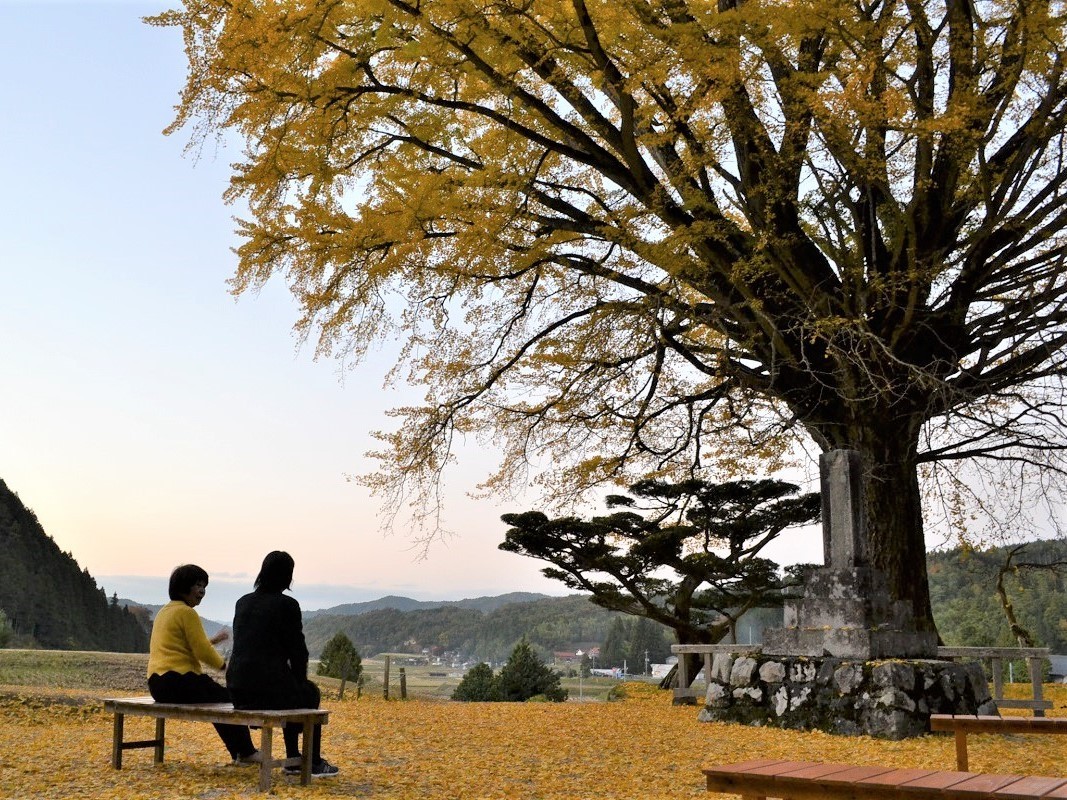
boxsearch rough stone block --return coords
[875,687,916,712]
[705,682,729,708]
[759,661,786,684]
[732,685,763,703]
[729,656,758,686]
[711,653,734,683]
[773,686,789,716]
[833,663,865,695]
[872,661,915,691]
[790,660,817,683]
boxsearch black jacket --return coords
[226,589,308,703]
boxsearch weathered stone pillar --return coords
[821,449,865,569]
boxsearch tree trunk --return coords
[862,444,936,632]
[816,413,937,634]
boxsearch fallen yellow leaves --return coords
[0,682,1063,799]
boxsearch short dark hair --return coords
[254,551,295,592]
[168,564,210,601]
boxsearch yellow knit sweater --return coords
[146,600,224,678]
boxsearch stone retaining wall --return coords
[698,653,997,739]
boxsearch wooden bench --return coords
[704,759,1067,799]
[103,696,329,791]
[930,714,1067,771]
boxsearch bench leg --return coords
[154,718,165,764]
[112,713,124,769]
[301,719,314,785]
[954,730,968,771]
[259,725,273,792]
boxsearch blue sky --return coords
[0,0,822,624]
[0,0,583,621]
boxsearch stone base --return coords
[763,626,940,660]
[697,654,996,740]
[762,567,940,660]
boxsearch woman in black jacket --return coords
[227,551,338,777]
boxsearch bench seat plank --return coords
[993,777,1067,800]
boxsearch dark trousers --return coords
[148,671,256,759]
[232,680,322,762]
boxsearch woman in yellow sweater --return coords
[147,564,257,764]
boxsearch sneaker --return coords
[233,750,261,766]
[284,759,339,778]
[312,760,339,778]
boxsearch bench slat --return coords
[992,777,1067,800]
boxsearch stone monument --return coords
[697,449,996,738]
[761,449,938,659]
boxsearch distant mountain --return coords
[304,591,550,619]
[0,478,149,652]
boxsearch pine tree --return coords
[496,639,567,702]
[316,632,362,681]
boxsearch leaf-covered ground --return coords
[0,682,1063,799]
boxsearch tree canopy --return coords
[501,477,819,651]
[150,0,1067,633]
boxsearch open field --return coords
[0,650,1064,799]
[0,650,632,703]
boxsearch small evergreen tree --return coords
[496,638,568,702]
[317,632,361,681]
[451,662,500,701]
[578,652,591,679]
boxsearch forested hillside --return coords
[305,591,548,619]
[929,539,1067,652]
[0,479,148,652]
[304,594,643,662]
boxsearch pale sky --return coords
[0,0,822,623]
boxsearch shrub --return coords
[452,662,500,701]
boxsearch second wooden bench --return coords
[704,758,1067,799]
[930,714,1067,771]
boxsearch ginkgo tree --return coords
[149,0,1067,635]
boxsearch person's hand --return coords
[210,629,231,645]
